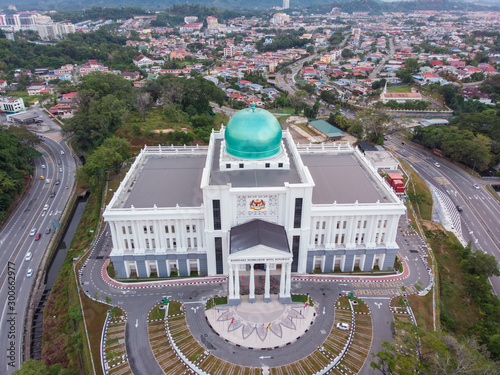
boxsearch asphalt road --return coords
[0,135,76,374]
[389,137,500,295]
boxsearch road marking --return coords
[259,356,272,359]
[358,297,391,300]
[135,319,138,328]
[191,307,200,313]
[374,302,382,308]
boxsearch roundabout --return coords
[206,296,316,349]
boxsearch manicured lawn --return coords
[387,85,412,93]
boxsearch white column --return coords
[285,263,291,297]
[234,265,240,299]
[279,263,286,297]
[228,264,234,299]
[249,264,255,300]
[110,222,118,249]
[264,263,271,300]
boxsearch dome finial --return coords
[251,95,255,112]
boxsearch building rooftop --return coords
[301,153,393,204]
[210,138,302,187]
[121,156,205,209]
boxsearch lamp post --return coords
[471,158,476,174]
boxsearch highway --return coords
[389,137,500,295]
[0,131,76,373]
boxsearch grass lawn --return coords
[425,229,478,335]
[291,294,314,306]
[387,85,412,93]
[399,158,433,221]
[149,304,166,320]
[206,296,228,309]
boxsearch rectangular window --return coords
[278,163,283,168]
[381,233,385,243]
[167,239,171,248]
[193,238,197,247]
[215,237,223,274]
[171,225,175,233]
[226,163,231,169]
[265,163,270,168]
[130,239,135,249]
[150,225,154,234]
[363,221,367,229]
[361,234,365,244]
[321,234,325,245]
[335,234,339,244]
[165,225,169,233]
[186,225,190,233]
[322,221,326,230]
[187,238,191,248]
[152,239,156,249]
[192,225,196,233]
[383,220,387,228]
[145,239,150,249]
[173,239,177,249]
[314,234,318,245]
[144,225,147,234]
[213,200,221,230]
[336,221,340,229]
[239,163,244,168]
[124,239,128,249]
[128,226,132,234]
[316,221,320,230]
[357,221,361,229]
[375,233,379,243]
[343,221,347,229]
[122,226,126,234]
[377,220,381,229]
[292,236,300,272]
[293,198,303,229]
[341,234,345,244]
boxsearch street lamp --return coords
[471,158,476,174]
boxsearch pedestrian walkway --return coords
[206,295,314,349]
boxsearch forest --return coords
[0,128,41,221]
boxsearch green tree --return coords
[462,250,500,277]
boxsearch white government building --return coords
[104,104,405,305]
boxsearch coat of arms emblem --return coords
[249,199,265,211]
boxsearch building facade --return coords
[0,96,25,113]
[104,106,405,302]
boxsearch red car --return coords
[34,233,41,241]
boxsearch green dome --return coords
[225,107,282,159]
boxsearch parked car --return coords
[34,233,41,241]
[25,252,32,261]
[336,322,349,331]
[29,228,37,236]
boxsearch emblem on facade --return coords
[249,199,266,211]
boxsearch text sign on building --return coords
[237,195,278,218]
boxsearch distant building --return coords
[0,13,37,32]
[271,13,290,25]
[184,16,198,24]
[283,0,290,10]
[179,22,203,33]
[0,96,25,114]
[380,82,422,104]
[26,83,50,96]
[308,120,344,141]
[133,54,162,68]
[79,60,109,75]
[224,45,235,58]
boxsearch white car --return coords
[26,269,33,277]
[473,184,480,190]
[336,322,350,331]
[41,164,46,169]
[25,252,32,261]
[434,162,440,168]
[43,204,49,211]
[29,228,37,236]
[60,150,65,155]
[59,168,62,173]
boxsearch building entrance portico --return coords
[228,220,292,305]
